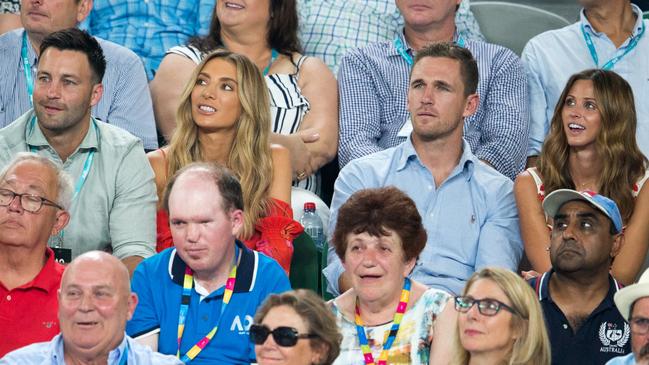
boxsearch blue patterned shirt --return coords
[0,334,183,365]
[298,0,484,74]
[523,5,649,157]
[323,137,523,296]
[0,29,158,150]
[337,30,528,180]
[82,0,214,80]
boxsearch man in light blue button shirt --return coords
[0,29,157,274]
[324,42,522,296]
[523,0,649,166]
[0,251,182,365]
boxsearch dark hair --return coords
[39,28,106,84]
[189,0,302,58]
[333,186,427,263]
[162,162,244,214]
[411,42,479,96]
[538,69,647,222]
[254,290,342,365]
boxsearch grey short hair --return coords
[0,152,74,210]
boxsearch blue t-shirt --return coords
[126,242,291,364]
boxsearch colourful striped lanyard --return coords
[21,32,35,105]
[393,36,465,66]
[176,247,239,363]
[580,22,645,70]
[354,277,411,365]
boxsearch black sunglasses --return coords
[249,324,318,347]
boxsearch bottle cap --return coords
[304,202,316,210]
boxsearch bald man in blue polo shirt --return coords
[126,163,290,364]
[530,189,632,364]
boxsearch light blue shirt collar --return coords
[389,28,462,58]
[580,3,644,39]
[397,136,476,182]
[49,333,128,364]
[26,111,100,152]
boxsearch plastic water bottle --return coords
[300,202,325,251]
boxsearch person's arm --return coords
[106,48,158,150]
[612,182,649,284]
[521,41,550,162]
[514,172,552,273]
[122,256,144,277]
[126,261,161,341]
[475,180,523,271]
[337,49,385,167]
[470,46,528,180]
[150,54,198,142]
[146,148,169,206]
[110,142,157,263]
[292,56,338,175]
[269,144,292,204]
[429,298,458,364]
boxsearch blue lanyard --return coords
[263,49,278,76]
[118,343,128,365]
[393,35,465,66]
[580,22,645,70]
[28,116,96,246]
[21,32,35,105]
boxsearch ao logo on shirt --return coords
[599,321,630,354]
[230,315,254,335]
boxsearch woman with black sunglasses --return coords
[451,267,551,365]
[251,289,342,365]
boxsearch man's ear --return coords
[229,209,244,237]
[76,0,93,23]
[90,83,103,107]
[462,93,479,118]
[610,231,624,259]
[51,210,70,237]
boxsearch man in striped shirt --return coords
[337,0,528,180]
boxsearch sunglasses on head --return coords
[249,324,319,347]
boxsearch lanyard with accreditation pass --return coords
[580,21,645,70]
[27,116,96,262]
[354,277,411,365]
[176,245,239,363]
[393,35,466,66]
[21,32,35,105]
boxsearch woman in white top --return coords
[515,69,649,284]
[151,0,337,194]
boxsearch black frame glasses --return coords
[249,324,319,347]
[0,188,63,213]
[454,296,519,317]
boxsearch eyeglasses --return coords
[249,324,318,347]
[0,188,63,213]
[630,317,649,335]
[454,296,519,317]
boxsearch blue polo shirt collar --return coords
[397,137,475,181]
[580,4,644,39]
[535,269,623,310]
[168,240,257,295]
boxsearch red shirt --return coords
[0,248,65,356]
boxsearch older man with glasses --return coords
[607,269,649,364]
[0,152,72,357]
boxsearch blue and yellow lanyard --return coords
[580,22,645,70]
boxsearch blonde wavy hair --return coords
[538,69,647,222]
[166,49,272,239]
[451,268,551,365]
